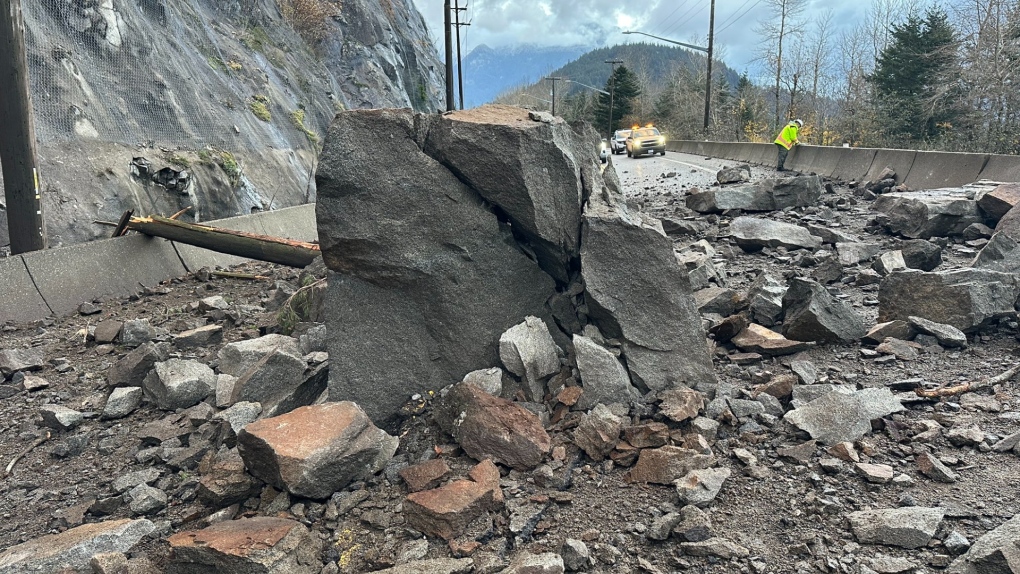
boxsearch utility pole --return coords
[545,77,562,116]
[605,59,623,138]
[453,0,468,110]
[0,0,46,253]
[443,0,454,111]
[703,0,716,134]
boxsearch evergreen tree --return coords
[869,7,961,143]
[594,65,642,135]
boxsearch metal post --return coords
[703,0,715,134]
[545,77,562,116]
[0,0,46,253]
[443,0,454,111]
[604,60,623,138]
[453,0,467,110]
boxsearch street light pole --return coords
[622,29,714,136]
[605,59,622,138]
[703,0,715,134]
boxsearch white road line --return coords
[654,156,718,174]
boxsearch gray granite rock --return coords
[573,335,638,410]
[143,359,216,410]
[784,388,904,444]
[848,507,945,549]
[102,386,143,420]
[730,217,822,252]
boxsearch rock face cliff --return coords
[0,0,444,248]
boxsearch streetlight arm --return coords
[622,30,708,53]
[563,79,610,96]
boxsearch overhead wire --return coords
[660,3,706,38]
[717,0,766,34]
[716,0,756,30]
[653,0,693,32]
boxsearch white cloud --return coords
[411,0,897,77]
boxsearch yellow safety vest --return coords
[774,123,799,150]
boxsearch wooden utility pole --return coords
[0,0,46,253]
[703,0,716,134]
[453,0,468,110]
[443,0,454,111]
[545,77,562,116]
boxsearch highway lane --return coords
[610,150,780,199]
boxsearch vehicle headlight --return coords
[658,137,665,144]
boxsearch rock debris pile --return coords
[0,112,1019,573]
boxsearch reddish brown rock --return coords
[168,516,320,573]
[609,441,640,467]
[434,383,551,470]
[624,446,715,484]
[403,460,504,540]
[979,183,1020,221]
[197,450,260,506]
[556,386,583,406]
[753,373,795,400]
[622,422,670,449]
[828,441,860,463]
[400,458,451,492]
[658,387,705,423]
[237,402,398,499]
[731,324,814,357]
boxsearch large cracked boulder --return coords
[730,217,822,252]
[781,278,867,344]
[316,106,714,427]
[687,176,822,213]
[581,193,716,392]
[878,269,1020,332]
[316,107,570,428]
[873,188,987,238]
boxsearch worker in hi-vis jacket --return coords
[774,119,803,172]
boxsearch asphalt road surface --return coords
[611,149,781,195]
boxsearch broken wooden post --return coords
[125,215,320,268]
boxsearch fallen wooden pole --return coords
[125,215,320,268]
[914,363,1020,398]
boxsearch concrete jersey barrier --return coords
[0,204,318,324]
[669,141,1020,187]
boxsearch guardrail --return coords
[666,140,1020,188]
[0,204,317,324]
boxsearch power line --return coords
[654,0,692,33]
[662,3,708,39]
[717,0,765,34]
[716,0,755,30]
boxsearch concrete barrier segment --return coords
[905,151,988,189]
[831,148,878,182]
[23,234,188,317]
[865,149,917,183]
[0,256,52,323]
[979,154,1020,183]
[251,204,318,242]
[809,147,846,178]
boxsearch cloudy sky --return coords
[411,0,884,78]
